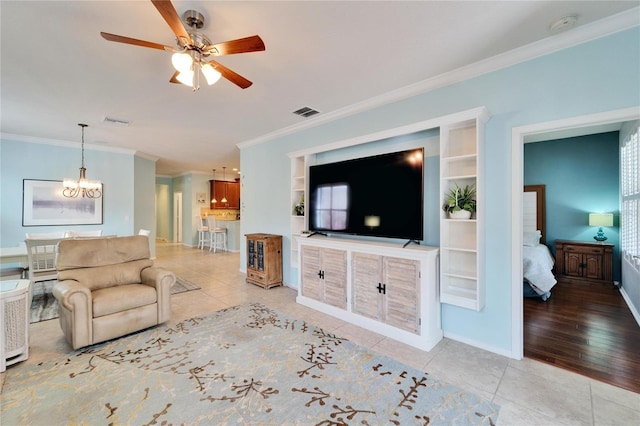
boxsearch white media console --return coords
[296,236,442,351]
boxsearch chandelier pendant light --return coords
[221,166,228,203]
[211,169,217,205]
[62,124,102,199]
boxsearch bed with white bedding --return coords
[523,185,556,300]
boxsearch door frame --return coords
[173,192,182,243]
[510,106,639,359]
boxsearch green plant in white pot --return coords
[442,183,476,219]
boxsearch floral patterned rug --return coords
[2,303,499,425]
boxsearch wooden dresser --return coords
[554,240,614,285]
[245,233,283,289]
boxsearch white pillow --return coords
[523,230,542,246]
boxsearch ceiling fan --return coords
[101,0,265,90]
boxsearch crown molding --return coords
[0,132,135,155]
[238,7,639,149]
[134,151,159,162]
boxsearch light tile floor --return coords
[2,243,639,425]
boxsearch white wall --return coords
[619,120,640,322]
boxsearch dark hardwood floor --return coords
[524,278,640,393]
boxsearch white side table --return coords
[1,279,30,372]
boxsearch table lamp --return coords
[588,213,613,242]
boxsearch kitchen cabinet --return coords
[209,180,240,209]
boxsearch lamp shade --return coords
[171,52,193,73]
[589,213,613,227]
[176,70,194,87]
[201,63,221,85]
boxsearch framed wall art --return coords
[22,179,103,226]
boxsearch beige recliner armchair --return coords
[53,235,175,350]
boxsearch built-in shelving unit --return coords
[288,106,489,313]
[439,111,488,311]
[289,155,314,268]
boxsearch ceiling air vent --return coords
[292,106,320,118]
[103,116,130,126]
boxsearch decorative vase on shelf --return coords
[449,209,472,220]
[294,202,304,216]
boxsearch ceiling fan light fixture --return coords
[201,63,221,85]
[171,52,193,73]
[176,69,194,87]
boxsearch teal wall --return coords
[134,155,157,257]
[240,27,640,354]
[0,138,156,251]
[524,132,621,281]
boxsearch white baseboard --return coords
[443,331,515,359]
[619,287,640,327]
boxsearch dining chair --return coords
[25,232,66,239]
[24,237,64,305]
[64,230,103,238]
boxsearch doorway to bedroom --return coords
[513,109,640,394]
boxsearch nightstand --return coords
[554,240,614,285]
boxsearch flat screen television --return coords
[308,148,424,241]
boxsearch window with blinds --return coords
[621,124,640,268]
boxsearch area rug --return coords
[30,276,200,323]
[3,302,499,425]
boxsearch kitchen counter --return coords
[217,220,241,252]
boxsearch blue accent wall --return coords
[0,138,156,251]
[240,27,640,354]
[524,132,621,281]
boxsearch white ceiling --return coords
[1,1,638,176]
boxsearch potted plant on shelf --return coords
[294,195,305,216]
[442,183,476,219]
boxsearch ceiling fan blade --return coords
[101,32,175,51]
[169,71,180,84]
[208,60,253,89]
[151,0,192,47]
[205,35,266,56]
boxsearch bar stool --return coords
[206,216,227,253]
[196,216,211,250]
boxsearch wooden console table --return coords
[245,234,283,289]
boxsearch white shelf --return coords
[289,155,314,272]
[439,110,487,312]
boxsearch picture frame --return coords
[22,179,103,226]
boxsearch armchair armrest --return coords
[140,266,176,323]
[52,280,92,313]
[52,280,93,350]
